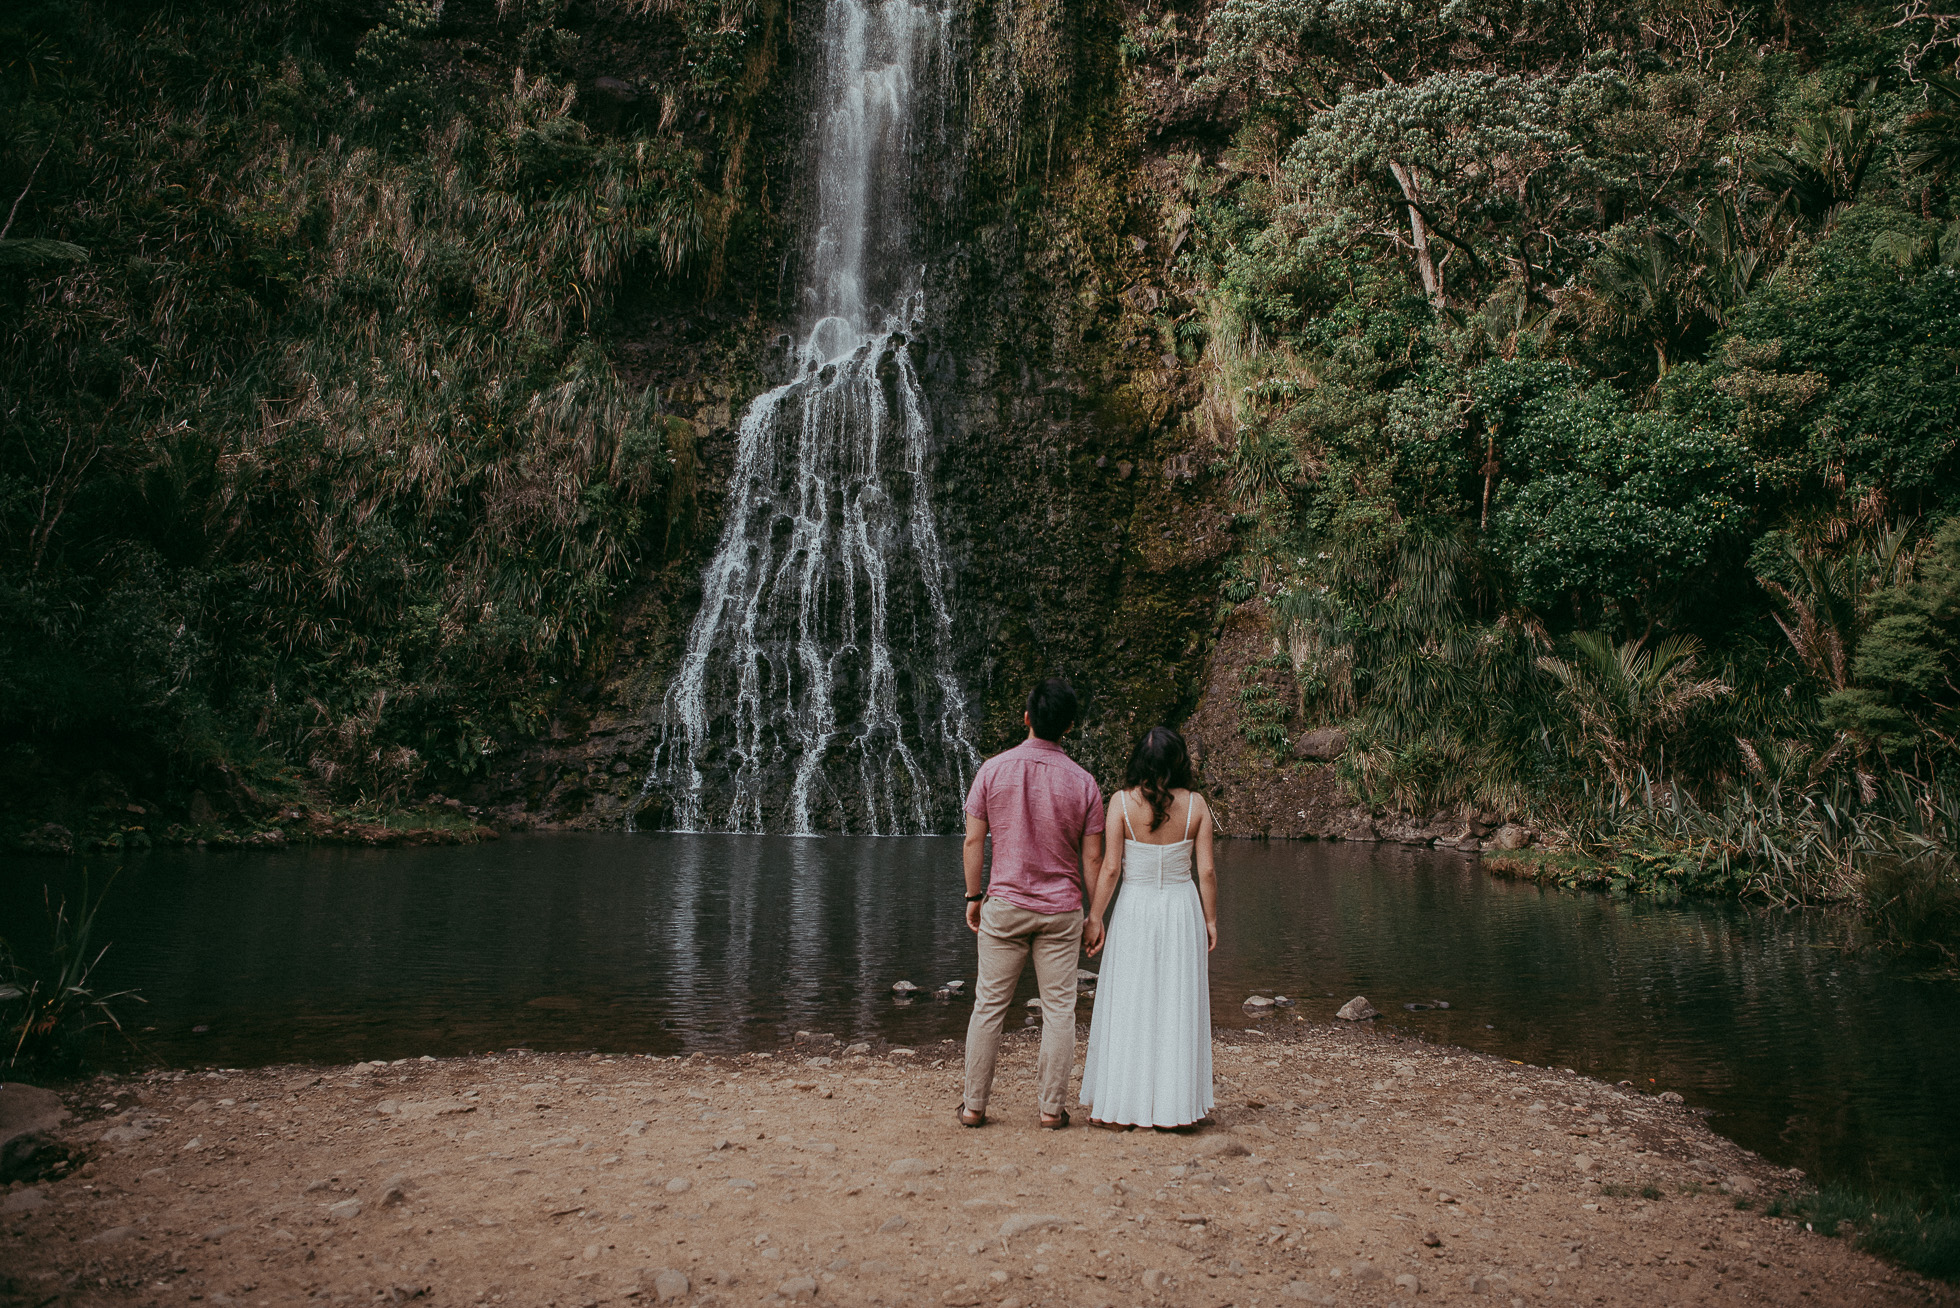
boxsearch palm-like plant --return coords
[1537,631,1732,800]
[1759,524,1916,695]
[1903,72,1960,185]
[2,881,143,1073]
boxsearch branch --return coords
[0,142,53,243]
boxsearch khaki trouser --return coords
[963,897,1083,1119]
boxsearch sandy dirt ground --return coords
[2,1022,1948,1308]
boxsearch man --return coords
[959,678,1105,1129]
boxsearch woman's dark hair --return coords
[1126,726,1196,831]
[1026,678,1078,741]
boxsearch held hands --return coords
[1083,915,1105,957]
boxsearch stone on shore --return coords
[1335,996,1379,1021]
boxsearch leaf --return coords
[0,238,89,269]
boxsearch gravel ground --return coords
[2,1023,1948,1307]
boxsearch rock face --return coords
[1335,996,1379,1022]
[1181,604,1377,840]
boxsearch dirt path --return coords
[2,1024,1946,1307]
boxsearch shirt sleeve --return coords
[1081,774,1106,833]
[964,762,989,820]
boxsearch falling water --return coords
[635,0,979,834]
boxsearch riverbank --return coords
[3,1024,1947,1308]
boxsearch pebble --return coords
[645,1268,690,1302]
[328,1198,363,1220]
[779,1276,818,1301]
[1,1188,47,1214]
[879,1216,907,1233]
[998,1212,1069,1240]
[1243,995,1275,1009]
[728,1178,757,1190]
[887,1158,932,1175]
[845,1043,871,1055]
[1349,1262,1385,1283]
[665,1178,691,1193]
[87,1225,137,1244]
[1142,1268,1169,1290]
[1394,1272,1421,1294]
[891,981,920,993]
[1305,1211,1342,1230]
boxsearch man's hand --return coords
[967,898,984,933]
[1083,916,1105,956]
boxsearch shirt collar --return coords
[1020,736,1067,753]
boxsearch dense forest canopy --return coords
[0,0,1956,932]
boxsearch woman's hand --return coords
[1205,918,1218,952]
[1083,915,1106,957]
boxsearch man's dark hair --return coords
[1026,678,1078,741]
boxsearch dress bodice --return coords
[1120,792,1195,887]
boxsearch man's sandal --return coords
[957,1102,987,1128]
[1038,1109,1070,1130]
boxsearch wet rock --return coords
[1243,995,1275,1012]
[1488,824,1531,851]
[1335,997,1379,1022]
[14,822,74,855]
[1294,729,1348,761]
[891,981,920,994]
[1273,995,1295,1007]
[944,979,966,992]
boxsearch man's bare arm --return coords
[964,813,989,932]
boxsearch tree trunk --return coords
[1388,160,1444,309]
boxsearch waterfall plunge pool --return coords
[9,833,1956,1195]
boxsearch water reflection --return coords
[5,833,1954,1194]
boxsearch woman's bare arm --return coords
[1194,793,1218,951]
[1083,792,1126,957]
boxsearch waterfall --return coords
[634,0,979,834]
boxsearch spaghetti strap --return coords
[1182,793,1195,841]
[1120,790,1135,840]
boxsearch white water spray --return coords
[636,0,978,834]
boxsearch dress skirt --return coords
[1079,863,1214,1127]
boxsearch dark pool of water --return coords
[7,834,1955,1194]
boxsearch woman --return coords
[1079,725,1217,1130]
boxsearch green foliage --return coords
[1179,0,1960,926]
[1479,364,1750,622]
[0,0,779,809]
[1773,1185,1960,1282]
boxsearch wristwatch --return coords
[964,891,986,902]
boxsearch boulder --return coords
[1334,996,1379,1022]
[1488,823,1531,851]
[1294,729,1348,761]
[0,1083,69,1181]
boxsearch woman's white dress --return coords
[1079,792,1214,1127]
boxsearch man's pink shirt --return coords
[964,736,1105,915]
